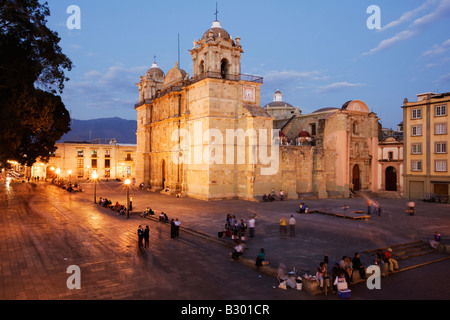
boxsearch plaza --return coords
[1,179,449,302]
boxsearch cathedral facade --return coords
[135,20,379,201]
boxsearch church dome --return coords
[263,90,295,109]
[312,107,339,113]
[298,130,311,138]
[162,61,187,90]
[146,62,165,80]
[264,101,295,109]
[202,20,231,40]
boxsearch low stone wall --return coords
[438,243,450,254]
[234,256,278,277]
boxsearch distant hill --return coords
[59,117,137,144]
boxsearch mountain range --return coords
[59,117,137,144]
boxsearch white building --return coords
[32,141,136,182]
[378,137,403,194]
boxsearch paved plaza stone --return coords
[1,180,449,304]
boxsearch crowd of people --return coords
[98,197,128,215]
[135,210,183,248]
[262,189,285,202]
[310,248,401,293]
[224,213,256,244]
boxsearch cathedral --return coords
[135,19,379,201]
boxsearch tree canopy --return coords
[0,0,73,167]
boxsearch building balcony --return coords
[135,72,263,108]
[190,72,263,84]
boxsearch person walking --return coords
[407,200,415,216]
[289,215,296,237]
[248,214,256,238]
[367,199,372,215]
[144,225,150,248]
[375,200,382,216]
[137,225,144,247]
[238,218,247,243]
[170,219,176,238]
[279,216,287,239]
[174,218,181,238]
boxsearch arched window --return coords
[353,121,358,135]
[199,60,205,74]
[221,58,229,79]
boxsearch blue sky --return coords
[44,0,450,129]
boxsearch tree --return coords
[0,0,72,167]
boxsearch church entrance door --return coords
[352,164,360,191]
[385,166,397,191]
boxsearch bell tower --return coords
[190,20,243,79]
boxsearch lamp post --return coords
[55,168,60,185]
[68,170,72,184]
[125,179,131,218]
[92,172,98,204]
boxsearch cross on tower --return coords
[214,2,219,21]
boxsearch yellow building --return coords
[135,19,380,201]
[403,92,450,201]
[33,141,136,182]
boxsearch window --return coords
[310,123,316,136]
[435,123,447,135]
[77,169,84,178]
[91,150,97,158]
[353,122,358,135]
[435,160,447,172]
[435,105,447,117]
[126,153,132,161]
[411,108,422,119]
[388,151,394,160]
[411,125,422,136]
[411,160,422,172]
[411,143,422,154]
[77,159,84,169]
[105,169,110,178]
[77,150,84,157]
[220,59,229,79]
[91,159,97,168]
[435,142,447,154]
[105,150,111,158]
[105,159,110,169]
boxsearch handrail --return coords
[135,72,264,108]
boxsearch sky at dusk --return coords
[44,0,450,129]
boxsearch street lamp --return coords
[92,171,98,204]
[68,170,72,184]
[124,179,131,218]
[55,168,61,184]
